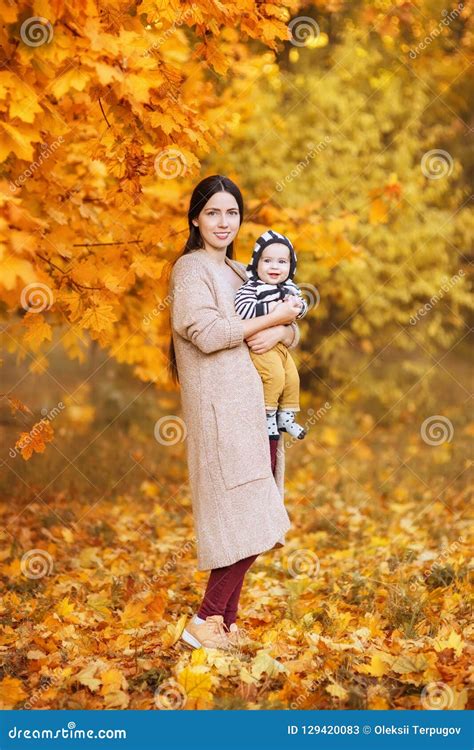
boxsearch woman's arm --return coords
[240,314,285,340]
[244,321,300,355]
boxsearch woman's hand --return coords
[245,326,286,354]
[268,297,302,325]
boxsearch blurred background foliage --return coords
[206,1,472,413]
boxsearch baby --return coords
[234,229,308,440]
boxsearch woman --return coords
[168,175,302,650]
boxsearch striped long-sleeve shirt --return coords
[234,278,308,320]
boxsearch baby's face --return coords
[257,243,291,284]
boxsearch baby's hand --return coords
[284,294,303,311]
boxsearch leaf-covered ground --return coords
[0,349,472,711]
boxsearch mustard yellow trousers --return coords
[249,342,300,411]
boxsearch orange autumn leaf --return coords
[0,676,27,708]
[15,420,54,460]
[3,396,33,416]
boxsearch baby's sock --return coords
[277,409,306,440]
[266,408,279,440]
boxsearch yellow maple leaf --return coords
[87,592,112,618]
[74,662,103,693]
[191,648,207,666]
[100,668,127,696]
[251,649,287,679]
[391,653,429,674]
[326,682,348,700]
[433,630,465,657]
[123,69,164,104]
[145,592,168,620]
[9,81,43,123]
[161,614,187,648]
[56,596,79,621]
[103,690,130,709]
[80,303,118,334]
[50,70,90,99]
[355,652,392,677]
[131,253,168,279]
[177,665,212,705]
[57,290,83,321]
[3,559,21,578]
[120,600,148,629]
[22,314,53,350]
[368,694,390,709]
[0,676,27,708]
[0,122,38,161]
[0,256,36,290]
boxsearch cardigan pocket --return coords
[211,398,271,490]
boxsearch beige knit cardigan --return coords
[169,248,300,570]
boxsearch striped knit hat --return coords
[245,229,297,282]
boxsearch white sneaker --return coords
[181,615,231,650]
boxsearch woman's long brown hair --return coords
[167,175,245,384]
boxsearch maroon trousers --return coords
[197,436,279,627]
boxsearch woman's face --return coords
[192,191,240,252]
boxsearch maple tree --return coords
[208,1,473,403]
[1,0,301,400]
